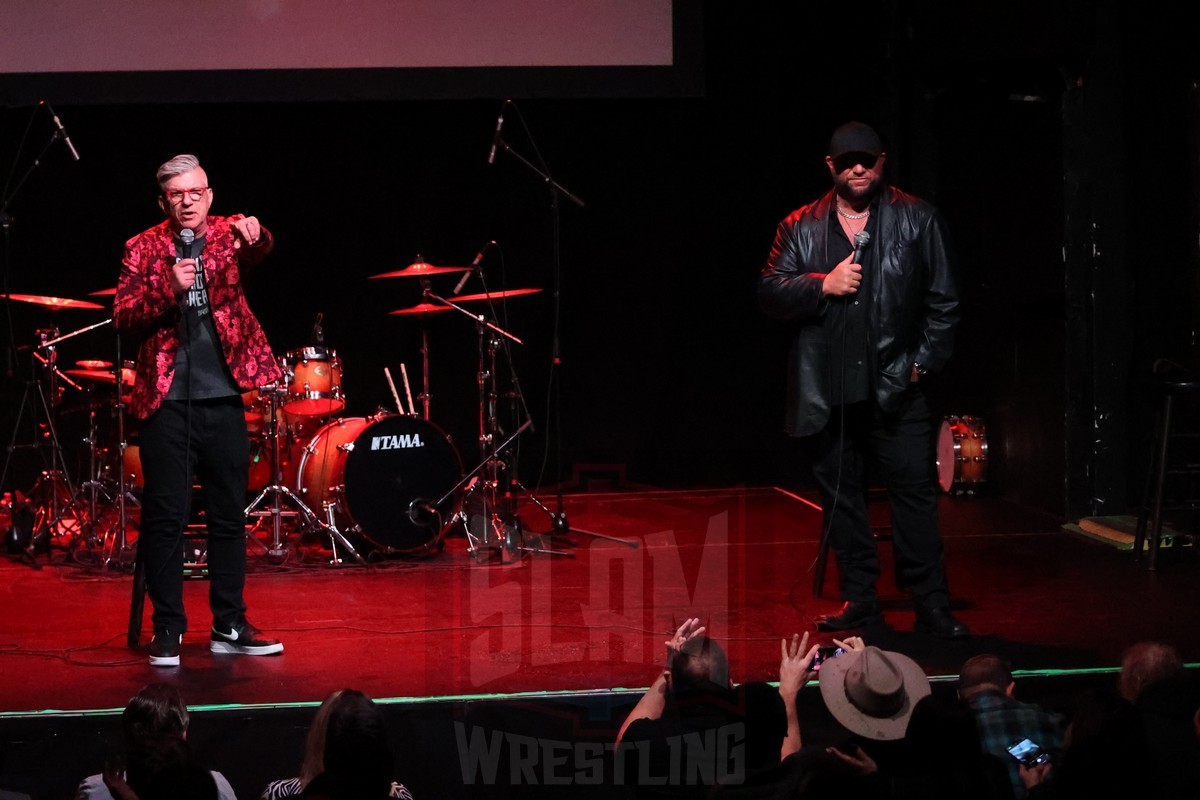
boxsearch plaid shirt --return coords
[968,688,1066,799]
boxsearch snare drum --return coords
[281,347,344,417]
[297,414,463,555]
[936,415,988,494]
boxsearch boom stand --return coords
[491,104,637,550]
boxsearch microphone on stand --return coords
[453,240,496,295]
[407,498,438,526]
[487,100,509,165]
[852,230,871,264]
[41,101,80,162]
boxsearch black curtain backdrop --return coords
[1,2,1193,516]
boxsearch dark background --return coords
[2,1,1197,521]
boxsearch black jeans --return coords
[805,387,950,609]
[138,397,249,635]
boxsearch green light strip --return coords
[3,664,1194,720]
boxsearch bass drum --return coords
[936,415,988,494]
[297,414,463,555]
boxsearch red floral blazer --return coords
[113,215,284,419]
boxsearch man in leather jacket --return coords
[758,121,968,639]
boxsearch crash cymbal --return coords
[369,260,471,279]
[454,288,543,302]
[1,293,105,310]
[65,367,135,386]
[388,302,452,317]
[76,359,113,370]
[88,287,117,296]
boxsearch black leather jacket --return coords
[758,186,959,437]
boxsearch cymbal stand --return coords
[1,328,88,566]
[422,287,569,562]
[104,332,137,570]
[74,385,111,539]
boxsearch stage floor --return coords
[2,483,1197,717]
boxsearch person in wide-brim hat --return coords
[819,645,931,741]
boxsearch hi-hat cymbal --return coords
[1,293,105,310]
[76,359,113,370]
[454,288,543,302]
[88,287,117,296]
[369,260,471,279]
[64,367,135,386]
[388,302,452,317]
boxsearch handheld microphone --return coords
[852,230,871,264]
[41,101,80,161]
[179,227,196,260]
[453,240,496,295]
[178,228,196,310]
[487,100,509,165]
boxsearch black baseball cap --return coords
[828,121,883,158]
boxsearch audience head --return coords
[1118,641,1187,703]
[318,689,394,799]
[958,654,1015,699]
[670,635,731,691]
[122,682,190,746]
[1054,687,1149,798]
[819,646,930,740]
[299,689,349,786]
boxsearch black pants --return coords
[805,388,950,609]
[138,397,249,636]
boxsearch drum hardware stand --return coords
[415,289,542,563]
[41,319,139,570]
[1,327,90,567]
[241,387,354,561]
[104,332,138,571]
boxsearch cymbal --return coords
[65,367,135,386]
[1,293,105,310]
[88,287,117,296]
[76,359,113,370]
[454,288,543,302]
[369,261,470,279]
[388,302,452,317]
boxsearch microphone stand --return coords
[1,105,80,565]
[491,108,636,549]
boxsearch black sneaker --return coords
[210,619,284,656]
[149,632,181,667]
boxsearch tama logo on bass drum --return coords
[370,433,425,450]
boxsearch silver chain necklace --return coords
[837,203,869,220]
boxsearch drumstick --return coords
[383,367,406,416]
[399,363,417,416]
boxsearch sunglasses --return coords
[832,152,880,172]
